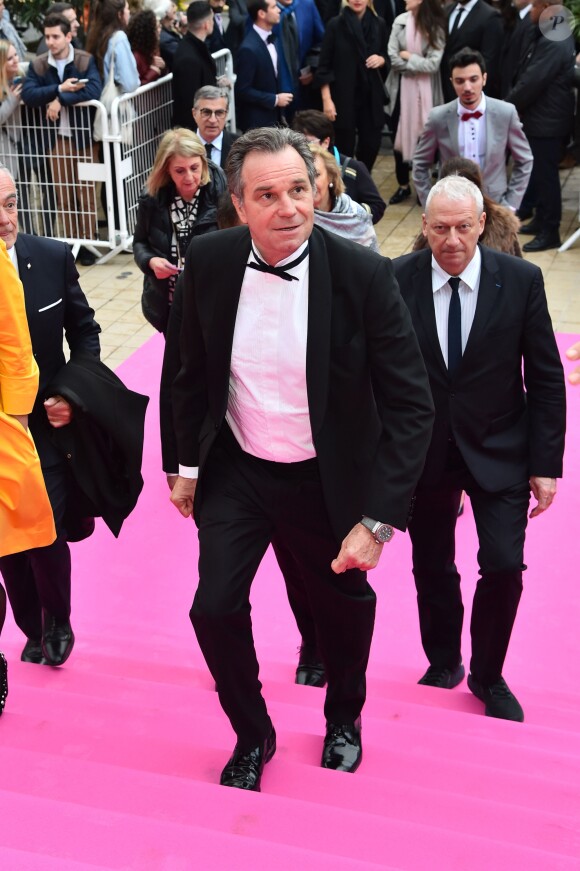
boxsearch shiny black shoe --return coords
[321,718,362,773]
[467,674,524,722]
[220,727,276,791]
[77,246,97,267]
[389,186,411,205]
[21,638,48,665]
[519,219,543,235]
[522,231,561,252]
[295,643,326,688]
[42,616,75,666]
[418,662,465,689]
[0,653,7,715]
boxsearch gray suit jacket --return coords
[412,97,533,209]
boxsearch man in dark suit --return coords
[167,127,434,790]
[192,86,240,167]
[0,166,101,667]
[234,0,293,130]
[393,175,566,722]
[440,0,503,101]
[172,1,217,130]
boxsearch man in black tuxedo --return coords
[441,0,503,101]
[192,86,240,167]
[172,1,217,130]
[234,0,294,130]
[0,166,101,667]
[167,127,434,790]
[393,175,566,722]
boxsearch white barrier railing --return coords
[0,48,235,264]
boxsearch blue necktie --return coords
[447,276,462,376]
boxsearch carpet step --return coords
[0,748,578,871]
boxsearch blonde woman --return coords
[134,128,227,333]
[0,40,24,179]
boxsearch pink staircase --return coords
[0,333,578,870]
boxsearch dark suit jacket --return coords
[441,1,503,101]
[170,225,435,540]
[172,32,217,129]
[234,29,280,131]
[219,129,241,167]
[15,234,101,468]
[393,246,566,492]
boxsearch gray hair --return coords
[194,85,230,110]
[225,127,316,203]
[144,0,174,17]
[426,175,484,218]
[0,163,18,199]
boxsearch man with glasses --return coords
[192,86,239,167]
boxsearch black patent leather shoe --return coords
[389,185,411,205]
[220,728,276,791]
[42,616,75,666]
[321,718,362,773]
[522,231,561,252]
[295,643,326,687]
[0,652,7,715]
[418,662,465,688]
[21,638,48,665]
[519,219,543,235]
[467,674,524,722]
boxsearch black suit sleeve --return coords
[63,245,101,359]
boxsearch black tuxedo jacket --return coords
[172,33,217,129]
[15,234,101,467]
[441,1,503,101]
[220,129,241,167]
[393,246,566,491]
[170,225,434,540]
[234,30,280,131]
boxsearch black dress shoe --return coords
[77,246,97,267]
[418,662,465,688]
[42,616,75,666]
[519,219,543,235]
[522,231,561,252]
[389,186,411,205]
[21,638,48,665]
[295,643,326,688]
[321,718,362,773]
[220,728,276,791]
[467,674,524,722]
[0,652,7,715]
[515,207,533,221]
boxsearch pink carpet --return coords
[0,332,579,870]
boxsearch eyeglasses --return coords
[196,108,227,119]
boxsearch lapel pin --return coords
[27,262,31,269]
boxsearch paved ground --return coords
[77,150,580,370]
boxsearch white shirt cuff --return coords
[178,465,199,478]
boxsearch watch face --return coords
[376,524,394,543]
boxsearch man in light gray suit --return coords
[413,48,532,209]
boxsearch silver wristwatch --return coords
[360,516,394,544]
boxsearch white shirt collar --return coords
[251,239,308,269]
[454,0,478,16]
[253,24,273,43]
[197,130,224,150]
[431,244,481,294]
[48,43,75,68]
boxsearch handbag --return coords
[93,31,135,146]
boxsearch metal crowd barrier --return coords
[0,48,235,265]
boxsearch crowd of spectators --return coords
[0,0,577,256]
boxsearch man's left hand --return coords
[44,395,73,428]
[331,523,385,573]
[529,476,556,518]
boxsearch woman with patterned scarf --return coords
[134,128,227,334]
[315,0,388,171]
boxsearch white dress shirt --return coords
[448,0,479,32]
[198,130,223,166]
[431,246,481,368]
[178,241,315,477]
[253,24,277,75]
[457,93,487,168]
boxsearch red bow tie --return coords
[461,111,483,121]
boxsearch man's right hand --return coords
[60,78,87,93]
[276,93,293,108]
[170,476,197,517]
